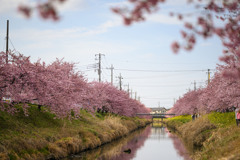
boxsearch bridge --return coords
[136,113,175,121]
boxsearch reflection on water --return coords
[150,123,167,140]
[65,123,191,160]
[64,127,151,160]
[132,123,191,160]
[168,130,192,160]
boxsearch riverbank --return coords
[164,112,240,160]
[0,104,151,160]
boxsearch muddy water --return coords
[64,123,191,160]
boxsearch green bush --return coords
[167,115,191,125]
[208,112,235,127]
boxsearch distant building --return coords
[150,107,168,114]
[2,96,11,103]
[2,90,12,102]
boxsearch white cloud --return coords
[147,13,182,25]
[12,17,121,43]
[165,0,213,6]
[200,42,212,47]
[107,0,193,8]
[106,1,131,8]
[0,0,31,14]
[12,27,87,42]
[83,18,122,36]
[9,17,124,63]
[54,0,87,12]
[0,0,88,16]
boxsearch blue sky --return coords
[0,0,224,108]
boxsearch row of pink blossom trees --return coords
[0,51,150,118]
[170,62,240,115]
[110,0,240,116]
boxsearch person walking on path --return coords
[237,110,240,127]
[192,113,196,121]
[235,107,240,126]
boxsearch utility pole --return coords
[110,64,114,85]
[95,53,104,82]
[194,80,196,91]
[6,20,9,64]
[124,83,130,96]
[207,69,211,85]
[135,92,137,100]
[131,89,133,98]
[118,73,123,90]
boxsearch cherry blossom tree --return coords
[9,0,240,116]
[0,51,89,118]
[112,0,240,115]
[171,89,203,115]
[200,64,240,112]
[87,82,150,117]
[171,62,240,115]
[0,51,149,118]
[112,0,240,79]
[19,0,67,21]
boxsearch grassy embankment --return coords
[0,104,151,160]
[165,112,240,160]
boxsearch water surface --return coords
[65,123,190,160]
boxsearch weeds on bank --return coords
[179,117,216,152]
[196,126,240,160]
[167,115,191,124]
[0,104,149,160]
[166,112,240,160]
[164,115,191,131]
[207,112,235,127]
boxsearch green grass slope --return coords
[165,112,240,160]
[0,104,150,160]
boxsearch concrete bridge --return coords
[136,113,175,121]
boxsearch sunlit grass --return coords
[165,112,240,160]
[0,104,150,159]
[207,112,235,127]
[169,115,192,123]
[164,115,191,131]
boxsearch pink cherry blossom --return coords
[0,51,149,118]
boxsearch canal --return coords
[64,123,191,160]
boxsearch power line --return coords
[105,68,213,73]
[130,84,193,87]
[78,63,98,68]
[103,56,111,67]
[105,59,218,65]
[141,97,174,100]
[9,38,16,51]
[81,69,95,72]
[123,72,202,79]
